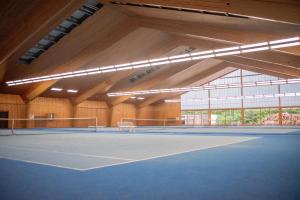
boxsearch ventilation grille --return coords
[19,1,103,64]
[110,1,249,19]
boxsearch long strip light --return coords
[51,87,63,91]
[107,78,300,97]
[67,89,78,93]
[165,92,300,103]
[6,37,300,86]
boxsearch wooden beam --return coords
[173,34,300,69]
[23,8,138,101]
[171,34,300,78]
[110,60,211,105]
[102,0,300,24]
[72,81,112,105]
[139,16,300,56]
[23,80,57,101]
[228,62,295,79]
[72,30,180,104]
[221,56,300,77]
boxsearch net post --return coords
[95,117,98,132]
[11,119,15,136]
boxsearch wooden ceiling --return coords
[0,0,299,107]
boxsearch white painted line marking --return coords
[0,145,134,161]
[0,156,84,171]
[0,137,259,171]
[83,137,260,171]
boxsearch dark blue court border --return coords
[0,134,300,200]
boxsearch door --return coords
[0,111,9,128]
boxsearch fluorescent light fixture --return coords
[107,78,300,97]
[270,42,300,49]
[115,63,131,67]
[288,79,300,84]
[170,57,192,63]
[241,46,269,53]
[116,66,132,71]
[190,50,214,56]
[150,60,170,66]
[285,93,295,97]
[271,80,287,85]
[215,84,228,89]
[191,54,215,60]
[131,60,149,65]
[132,63,151,68]
[256,81,271,86]
[51,88,63,91]
[228,83,241,88]
[137,97,144,100]
[240,42,268,49]
[149,57,168,62]
[85,68,98,72]
[169,54,190,59]
[63,74,76,78]
[242,82,256,87]
[166,92,300,103]
[102,69,116,73]
[67,89,78,93]
[130,96,136,99]
[100,66,115,70]
[203,85,214,90]
[87,71,102,75]
[269,37,299,44]
[6,37,300,86]
[215,50,241,57]
[214,46,239,53]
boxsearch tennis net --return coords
[120,118,184,127]
[0,117,100,136]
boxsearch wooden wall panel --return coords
[154,102,181,126]
[0,94,181,128]
[136,106,155,126]
[27,97,73,128]
[74,100,109,126]
[0,94,26,128]
[110,103,136,127]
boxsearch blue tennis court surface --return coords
[0,128,300,200]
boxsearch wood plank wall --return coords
[110,103,137,127]
[0,94,181,128]
[74,100,109,126]
[0,94,26,128]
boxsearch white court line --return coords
[0,156,83,171]
[82,137,260,171]
[0,145,134,161]
[0,137,259,171]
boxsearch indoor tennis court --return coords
[1,0,300,200]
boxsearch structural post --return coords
[208,86,212,126]
[278,81,283,125]
[240,70,245,126]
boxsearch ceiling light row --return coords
[6,37,300,86]
[50,88,78,93]
[165,92,300,103]
[130,96,145,100]
[106,78,300,97]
